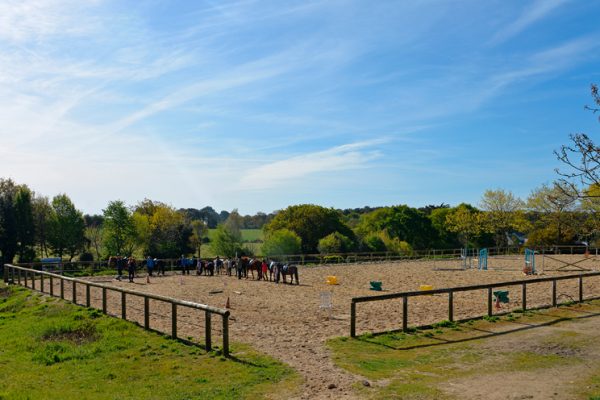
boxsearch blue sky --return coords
[2,0,600,215]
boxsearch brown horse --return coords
[281,264,299,284]
[272,262,299,285]
[241,257,263,280]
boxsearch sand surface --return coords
[34,255,600,399]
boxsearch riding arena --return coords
[8,246,600,398]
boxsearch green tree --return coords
[317,232,354,254]
[527,183,578,245]
[480,189,525,247]
[132,201,193,258]
[190,220,208,257]
[14,186,35,261]
[102,200,135,257]
[210,224,244,258]
[223,209,243,240]
[32,196,53,258]
[47,194,86,260]
[445,204,486,247]
[264,204,354,253]
[356,205,435,249]
[262,229,302,256]
[429,207,461,248]
[0,179,19,263]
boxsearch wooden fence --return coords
[350,271,600,337]
[3,264,230,356]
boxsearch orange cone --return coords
[225,297,230,309]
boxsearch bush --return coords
[361,232,386,252]
[262,229,301,256]
[317,232,354,254]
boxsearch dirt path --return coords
[441,305,600,399]
[52,257,600,399]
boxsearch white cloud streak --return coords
[489,0,570,45]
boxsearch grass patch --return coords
[330,300,600,399]
[0,284,299,399]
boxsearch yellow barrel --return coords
[419,284,434,291]
[326,276,338,285]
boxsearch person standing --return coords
[127,257,136,282]
[146,256,154,277]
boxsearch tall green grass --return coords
[0,285,298,399]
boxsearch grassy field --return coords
[0,284,299,400]
[207,229,264,242]
[329,302,600,399]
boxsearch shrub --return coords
[318,232,354,254]
[262,229,301,256]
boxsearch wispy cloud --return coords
[489,0,570,45]
[239,140,386,190]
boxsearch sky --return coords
[2,0,600,215]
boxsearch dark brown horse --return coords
[272,262,299,285]
[244,258,263,280]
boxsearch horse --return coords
[196,259,205,275]
[236,257,250,279]
[275,263,299,285]
[204,261,214,276]
[268,261,280,282]
[241,257,262,280]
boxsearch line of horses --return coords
[109,256,299,284]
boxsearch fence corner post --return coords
[222,312,230,357]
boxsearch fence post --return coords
[350,301,356,337]
[102,288,107,313]
[402,296,408,332]
[171,303,177,338]
[522,283,527,311]
[50,276,54,296]
[3,264,7,283]
[60,278,64,299]
[121,292,126,319]
[24,270,28,287]
[17,268,21,285]
[205,310,212,351]
[40,273,44,293]
[222,313,230,357]
[487,288,493,316]
[448,291,454,322]
[579,275,583,303]
[86,284,91,307]
[72,281,76,304]
[31,271,36,290]
[144,296,150,329]
[552,279,557,307]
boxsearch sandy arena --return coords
[32,255,600,399]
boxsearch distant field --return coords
[207,229,263,242]
[0,285,298,400]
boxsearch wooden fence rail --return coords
[350,271,600,337]
[3,264,230,356]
